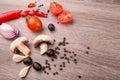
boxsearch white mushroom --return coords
[10,37,30,56]
[33,34,54,55]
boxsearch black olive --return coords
[23,57,33,66]
[33,62,42,71]
[48,24,55,31]
[46,49,55,57]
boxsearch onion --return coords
[0,23,19,39]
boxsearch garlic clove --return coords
[19,66,31,78]
[12,54,28,62]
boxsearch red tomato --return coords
[58,12,73,24]
[28,2,36,8]
[20,10,30,17]
[27,16,42,32]
[49,2,63,15]
[28,10,36,16]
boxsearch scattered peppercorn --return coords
[38,4,44,7]
[87,46,90,50]
[64,54,67,56]
[54,64,56,67]
[53,73,56,75]
[59,68,63,71]
[78,75,82,79]
[60,57,64,59]
[55,72,58,75]
[55,50,60,55]
[45,60,48,64]
[44,70,46,73]
[54,39,56,42]
[68,60,70,63]
[51,58,54,61]
[74,59,77,62]
[70,56,73,58]
[66,42,69,44]
[60,65,62,67]
[74,54,77,57]
[55,46,60,50]
[46,72,49,75]
[23,57,33,66]
[46,66,49,68]
[48,67,51,70]
[48,24,55,31]
[85,51,89,54]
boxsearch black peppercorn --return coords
[33,62,42,71]
[23,57,33,66]
[48,24,55,31]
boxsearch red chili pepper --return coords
[36,11,47,17]
[28,2,36,8]
[20,10,30,17]
[28,10,37,16]
[0,10,22,24]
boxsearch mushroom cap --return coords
[33,34,54,47]
[10,37,29,53]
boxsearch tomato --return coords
[57,12,73,24]
[49,2,63,15]
[28,10,36,16]
[20,10,30,17]
[26,16,42,32]
[28,2,36,8]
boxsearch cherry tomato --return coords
[49,2,63,15]
[20,10,30,17]
[58,12,73,24]
[26,16,42,32]
[28,2,36,8]
[28,10,36,16]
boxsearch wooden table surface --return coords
[0,0,120,80]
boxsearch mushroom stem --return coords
[40,43,48,55]
[18,43,30,56]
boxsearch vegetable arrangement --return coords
[0,1,74,79]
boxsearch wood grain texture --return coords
[0,0,120,80]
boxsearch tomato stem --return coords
[25,16,30,23]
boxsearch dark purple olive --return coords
[33,62,42,71]
[23,57,33,66]
[48,24,55,31]
[46,49,55,57]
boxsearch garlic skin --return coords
[19,66,31,78]
[12,54,28,63]
[0,23,19,39]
